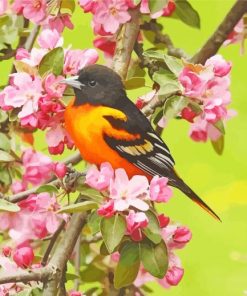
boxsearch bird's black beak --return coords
[60,76,85,90]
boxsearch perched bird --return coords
[63,64,220,221]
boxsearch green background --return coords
[2,0,247,295]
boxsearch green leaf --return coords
[143,211,162,244]
[38,47,64,77]
[80,264,105,282]
[0,133,10,152]
[77,185,103,203]
[0,110,8,123]
[114,242,140,289]
[36,184,58,194]
[60,0,75,14]
[0,199,20,212]
[0,166,11,185]
[100,241,110,255]
[100,214,126,253]
[66,272,80,281]
[124,77,145,90]
[149,0,168,14]
[133,0,141,4]
[174,0,200,28]
[163,95,188,120]
[57,201,98,214]
[87,210,102,234]
[213,120,225,135]
[0,151,15,162]
[143,50,164,60]
[163,54,183,75]
[14,60,38,75]
[140,240,168,278]
[153,69,177,85]
[211,135,224,155]
[8,108,20,122]
[158,82,181,96]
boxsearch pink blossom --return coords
[13,246,34,268]
[68,291,85,296]
[86,162,114,191]
[53,162,67,179]
[179,67,213,98]
[139,0,176,19]
[13,0,47,24]
[47,14,74,33]
[16,47,48,67]
[37,29,63,49]
[135,90,156,109]
[98,200,115,218]
[79,0,99,13]
[158,214,170,228]
[46,124,74,155]
[224,19,245,52]
[44,74,66,98]
[181,107,198,123]
[0,0,7,15]
[150,176,173,203]
[22,149,53,186]
[205,55,232,77]
[63,49,98,75]
[109,168,149,211]
[94,0,131,34]
[134,266,154,287]
[189,119,208,142]
[172,226,192,246]
[1,73,43,119]
[93,36,116,57]
[11,181,26,194]
[126,210,148,241]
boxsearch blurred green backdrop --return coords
[1,0,247,295]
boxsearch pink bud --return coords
[181,107,197,123]
[54,162,67,179]
[173,226,192,244]
[69,291,84,296]
[97,200,115,218]
[163,1,176,16]
[158,214,170,228]
[2,246,12,257]
[135,98,145,109]
[165,266,184,286]
[13,246,34,268]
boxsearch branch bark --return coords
[192,0,247,64]
[112,8,140,79]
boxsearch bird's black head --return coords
[62,64,127,108]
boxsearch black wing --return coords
[103,98,176,179]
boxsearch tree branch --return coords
[112,8,140,79]
[192,0,247,64]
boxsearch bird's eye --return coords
[88,80,97,87]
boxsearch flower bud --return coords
[2,246,12,257]
[13,246,34,268]
[54,162,67,179]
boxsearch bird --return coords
[62,64,220,221]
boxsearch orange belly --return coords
[64,101,149,178]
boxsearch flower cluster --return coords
[11,148,67,194]
[0,29,98,154]
[12,0,74,32]
[86,162,172,241]
[178,54,235,142]
[85,162,191,287]
[0,192,66,244]
[79,0,175,58]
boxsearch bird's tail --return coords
[170,177,221,222]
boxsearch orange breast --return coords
[64,100,147,178]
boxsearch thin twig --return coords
[192,0,247,64]
[25,24,40,51]
[74,235,81,290]
[41,220,66,266]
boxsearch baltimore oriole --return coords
[63,64,220,221]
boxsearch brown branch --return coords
[192,0,247,64]
[43,213,87,295]
[142,90,182,117]
[141,20,189,59]
[112,8,140,79]
[25,24,40,51]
